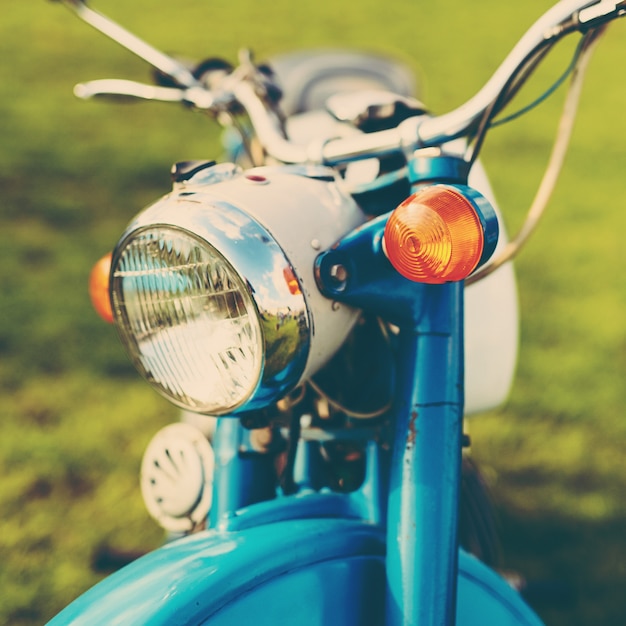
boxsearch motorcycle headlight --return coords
[113,226,264,413]
[110,166,363,415]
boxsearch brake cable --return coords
[467,26,606,285]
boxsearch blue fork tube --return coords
[385,282,464,626]
[209,418,277,527]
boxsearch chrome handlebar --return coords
[59,0,625,165]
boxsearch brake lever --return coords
[76,78,234,113]
[74,79,186,103]
[53,0,201,89]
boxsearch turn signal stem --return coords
[315,214,430,326]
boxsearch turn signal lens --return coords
[383,185,490,284]
[89,252,114,323]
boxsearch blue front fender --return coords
[48,517,543,625]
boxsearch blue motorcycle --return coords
[48,1,625,624]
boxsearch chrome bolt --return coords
[329,263,348,283]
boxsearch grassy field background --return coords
[1,1,624,624]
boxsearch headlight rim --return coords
[110,196,311,416]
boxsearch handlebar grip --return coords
[73,79,186,103]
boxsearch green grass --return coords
[1,1,624,624]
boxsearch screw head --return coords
[329,264,348,283]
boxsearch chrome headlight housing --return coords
[111,166,363,415]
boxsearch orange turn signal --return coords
[88,252,114,324]
[383,185,490,284]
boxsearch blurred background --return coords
[0,1,624,624]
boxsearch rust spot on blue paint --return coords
[407,410,418,447]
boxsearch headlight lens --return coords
[111,226,263,414]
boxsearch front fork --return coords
[316,215,465,626]
[386,284,464,626]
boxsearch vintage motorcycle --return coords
[47,0,625,624]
